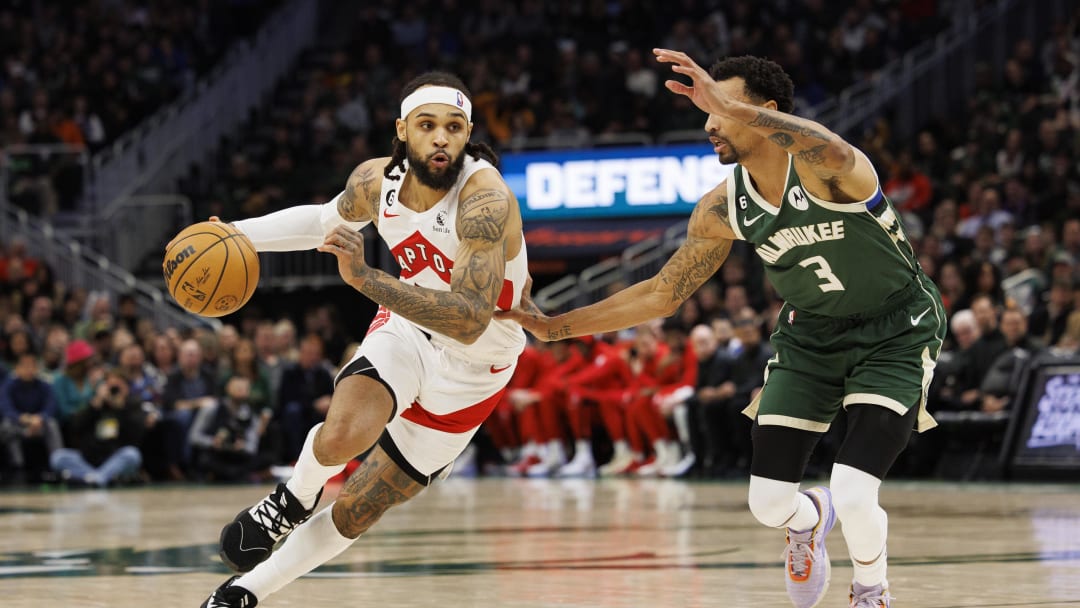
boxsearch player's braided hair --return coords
[385,71,499,181]
[708,56,795,114]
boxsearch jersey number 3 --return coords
[798,255,845,293]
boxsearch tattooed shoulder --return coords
[340,159,391,222]
[697,187,732,231]
[459,188,509,244]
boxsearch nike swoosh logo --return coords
[382,209,400,218]
[910,307,931,326]
[743,213,765,227]
[490,364,512,374]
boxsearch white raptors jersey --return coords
[376,156,528,364]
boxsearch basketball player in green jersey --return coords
[499,51,945,608]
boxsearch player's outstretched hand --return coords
[494,275,557,342]
[318,226,370,288]
[653,48,732,116]
[167,216,228,251]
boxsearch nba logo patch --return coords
[456,91,464,107]
[788,309,796,325]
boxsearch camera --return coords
[108,384,122,397]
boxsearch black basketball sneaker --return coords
[218,483,321,572]
[201,576,257,608]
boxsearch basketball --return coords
[162,221,259,317]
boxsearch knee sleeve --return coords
[831,463,888,561]
[747,475,802,528]
[830,463,882,519]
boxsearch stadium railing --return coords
[0,198,217,332]
[535,222,687,314]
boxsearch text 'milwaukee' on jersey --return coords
[376,156,527,364]
[727,151,927,318]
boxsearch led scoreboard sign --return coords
[500,144,735,221]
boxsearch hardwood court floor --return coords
[1,478,1079,607]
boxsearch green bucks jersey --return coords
[727,155,922,317]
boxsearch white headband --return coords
[399,86,472,121]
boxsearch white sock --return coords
[284,423,346,509]
[747,475,820,531]
[237,507,355,599]
[672,404,691,445]
[573,439,592,462]
[831,464,889,586]
[545,439,565,464]
[612,440,630,458]
[521,441,538,458]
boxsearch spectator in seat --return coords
[931,309,982,411]
[1029,278,1075,346]
[883,150,932,219]
[964,294,1008,393]
[277,334,333,461]
[49,370,146,487]
[51,339,100,433]
[159,338,219,479]
[0,352,62,479]
[724,307,775,475]
[189,376,266,482]
[980,308,1042,414]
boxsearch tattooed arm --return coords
[738,104,879,200]
[496,183,736,342]
[730,106,853,175]
[320,170,515,345]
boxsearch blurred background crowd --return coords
[0,0,1077,487]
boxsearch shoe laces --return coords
[850,585,893,607]
[251,487,298,539]
[782,530,816,578]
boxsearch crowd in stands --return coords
[180,0,952,221]
[0,0,283,214]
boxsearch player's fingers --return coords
[333,226,363,244]
[652,48,686,62]
[209,216,221,223]
[317,244,347,257]
[665,80,692,96]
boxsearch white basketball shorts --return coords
[336,307,518,484]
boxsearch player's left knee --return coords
[830,463,882,519]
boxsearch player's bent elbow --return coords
[456,330,482,346]
[652,292,682,319]
[824,141,856,174]
[456,318,490,345]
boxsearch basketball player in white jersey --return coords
[200,71,531,607]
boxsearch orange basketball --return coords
[163,221,259,317]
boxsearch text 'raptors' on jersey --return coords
[376,155,529,364]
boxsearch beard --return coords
[710,133,741,164]
[716,141,741,164]
[407,143,467,190]
[718,148,741,164]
